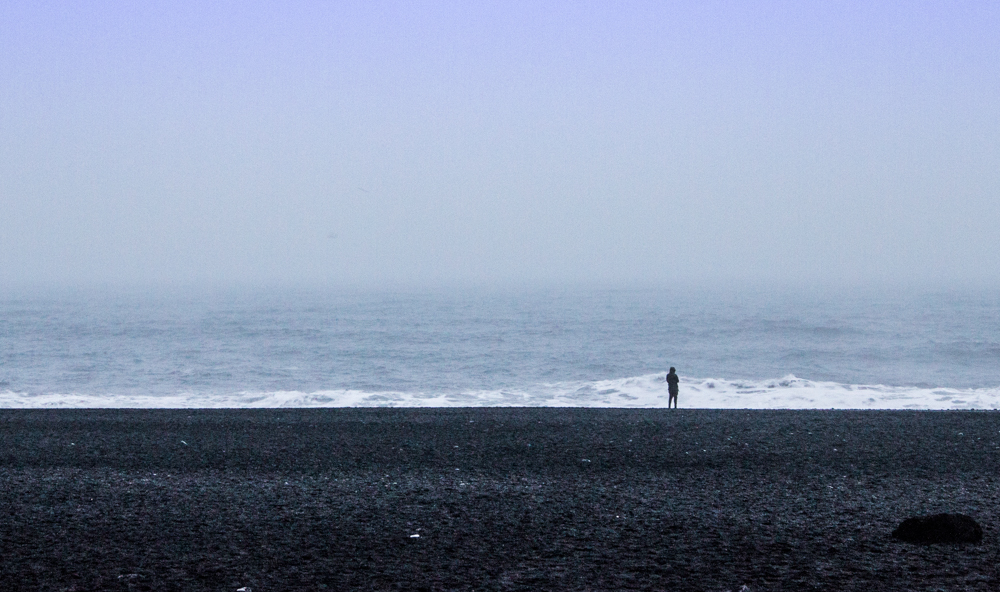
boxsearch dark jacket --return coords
[666,372,679,394]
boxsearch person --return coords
[666,367,679,409]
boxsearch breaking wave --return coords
[2,374,999,409]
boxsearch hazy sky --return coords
[2,1,998,289]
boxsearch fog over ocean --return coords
[3,287,998,409]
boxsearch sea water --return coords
[1,286,998,409]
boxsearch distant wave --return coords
[2,374,1000,409]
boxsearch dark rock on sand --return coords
[892,513,983,544]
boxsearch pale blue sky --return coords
[2,1,998,288]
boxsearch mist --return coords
[2,1,998,291]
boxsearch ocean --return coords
[1,286,998,409]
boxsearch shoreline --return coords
[2,408,999,590]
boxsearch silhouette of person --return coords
[666,367,679,409]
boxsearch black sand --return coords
[2,409,1000,591]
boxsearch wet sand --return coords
[1,408,999,591]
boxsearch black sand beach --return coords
[2,409,999,591]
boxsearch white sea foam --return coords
[2,374,999,409]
